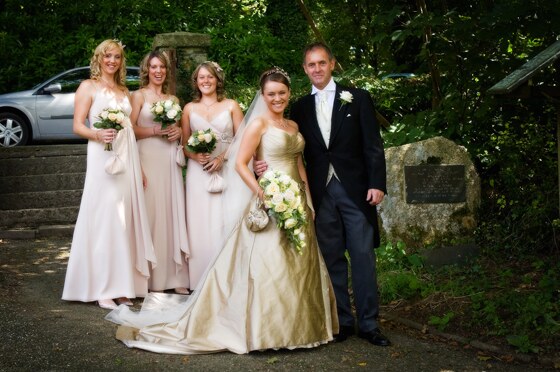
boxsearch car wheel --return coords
[0,113,29,147]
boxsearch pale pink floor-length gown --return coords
[184,106,234,288]
[136,98,190,291]
[62,83,156,302]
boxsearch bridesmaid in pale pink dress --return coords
[62,39,155,310]
[181,61,243,289]
[131,50,190,295]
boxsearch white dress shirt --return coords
[312,78,338,184]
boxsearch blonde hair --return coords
[191,61,225,102]
[90,39,127,90]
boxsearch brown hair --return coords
[139,50,171,94]
[191,61,225,102]
[90,39,127,90]
[259,67,291,92]
[302,41,334,62]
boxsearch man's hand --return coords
[253,158,268,177]
[366,188,384,206]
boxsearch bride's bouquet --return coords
[150,99,182,136]
[94,108,127,151]
[185,128,217,153]
[258,170,308,254]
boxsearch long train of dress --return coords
[106,125,338,354]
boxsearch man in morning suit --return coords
[289,42,389,346]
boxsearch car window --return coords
[42,67,139,93]
[52,69,91,93]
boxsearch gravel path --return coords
[0,238,545,371]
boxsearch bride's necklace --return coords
[271,117,289,129]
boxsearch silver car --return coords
[0,66,140,147]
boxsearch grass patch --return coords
[377,242,560,355]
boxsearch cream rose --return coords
[274,202,288,213]
[284,218,297,229]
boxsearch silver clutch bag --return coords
[245,198,269,232]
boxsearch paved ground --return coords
[0,237,550,371]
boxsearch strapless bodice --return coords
[257,126,305,182]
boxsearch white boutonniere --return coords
[339,91,353,109]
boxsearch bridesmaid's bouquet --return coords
[185,128,217,153]
[151,99,182,138]
[258,170,308,254]
[94,108,127,151]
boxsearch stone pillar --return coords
[152,32,211,105]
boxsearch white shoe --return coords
[97,299,118,310]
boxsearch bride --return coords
[106,67,338,354]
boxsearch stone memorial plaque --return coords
[405,165,466,203]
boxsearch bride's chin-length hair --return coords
[139,50,171,94]
[259,68,291,92]
[191,61,226,102]
[90,39,127,89]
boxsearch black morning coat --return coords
[290,84,387,247]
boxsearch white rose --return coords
[299,232,306,240]
[100,110,109,119]
[108,112,117,122]
[115,112,125,123]
[166,109,178,120]
[340,90,353,103]
[284,218,297,229]
[203,133,213,143]
[279,174,291,185]
[264,170,275,180]
[271,193,283,205]
[173,103,181,111]
[155,105,164,114]
[164,100,173,109]
[187,137,195,145]
[283,189,295,202]
[197,134,205,141]
[265,183,280,196]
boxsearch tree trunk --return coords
[417,0,442,108]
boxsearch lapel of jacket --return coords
[303,93,328,149]
[330,85,347,145]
